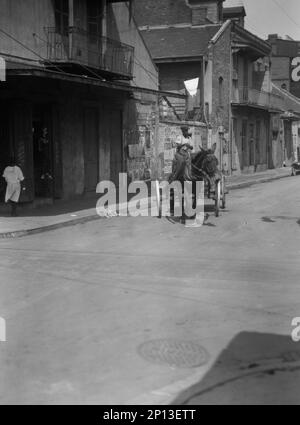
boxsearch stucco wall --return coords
[107,2,159,91]
[0,0,55,62]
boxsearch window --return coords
[242,120,247,168]
[55,0,69,35]
[87,1,103,36]
[218,77,224,106]
[256,120,261,160]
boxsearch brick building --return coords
[135,0,287,175]
[266,35,300,166]
[268,34,300,97]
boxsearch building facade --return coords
[266,34,300,166]
[0,0,178,203]
[135,0,292,175]
[268,34,300,97]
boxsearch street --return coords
[0,176,300,404]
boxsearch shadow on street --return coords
[172,332,300,405]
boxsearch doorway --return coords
[241,120,247,169]
[84,108,99,192]
[110,110,123,187]
[32,106,54,198]
[0,106,12,202]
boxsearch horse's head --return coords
[202,153,219,176]
[192,145,219,177]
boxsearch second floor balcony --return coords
[46,27,134,80]
[232,87,284,111]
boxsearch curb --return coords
[0,172,291,239]
[226,172,290,190]
[0,214,101,239]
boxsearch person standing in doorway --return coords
[2,157,24,216]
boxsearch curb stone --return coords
[227,172,290,190]
[0,214,101,239]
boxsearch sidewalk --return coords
[0,167,291,238]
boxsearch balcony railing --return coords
[46,27,134,79]
[232,87,284,111]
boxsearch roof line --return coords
[209,20,232,45]
[233,22,271,51]
[139,23,221,31]
[272,82,300,105]
[154,56,203,63]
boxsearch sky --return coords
[224,0,300,41]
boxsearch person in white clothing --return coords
[2,157,24,216]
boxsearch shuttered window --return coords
[55,0,69,35]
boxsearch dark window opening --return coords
[256,120,261,161]
[87,0,103,37]
[55,0,69,35]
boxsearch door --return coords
[32,105,54,198]
[84,108,99,192]
[249,140,255,166]
[52,105,63,199]
[249,123,255,167]
[11,102,34,202]
[231,118,238,171]
[255,120,261,167]
[284,121,293,162]
[0,104,12,201]
[110,110,123,187]
[241,120,247,169]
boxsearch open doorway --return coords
[32,106,54,199]
[0,106,12,203]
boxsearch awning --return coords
[6,63,186,99]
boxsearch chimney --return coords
[188,1,224,25]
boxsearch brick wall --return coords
[271,57,290,82]
[134,0,192,27]
[210,22,231,167]
[190,1,221,24]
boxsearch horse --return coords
[190,144,221,194]
[168,143,221,218]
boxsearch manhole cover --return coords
[138,339,208,368]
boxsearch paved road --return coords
[0,177,300,404]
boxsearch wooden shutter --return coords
[11,102,34,202]
[52,105,63,198]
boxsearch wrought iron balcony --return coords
[232,87,283,111]
[46,27,134,79]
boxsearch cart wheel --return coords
[221,176,226,209]
[221,194,226,209]
[215,180,221,217]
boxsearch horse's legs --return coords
[170,188,174,216]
